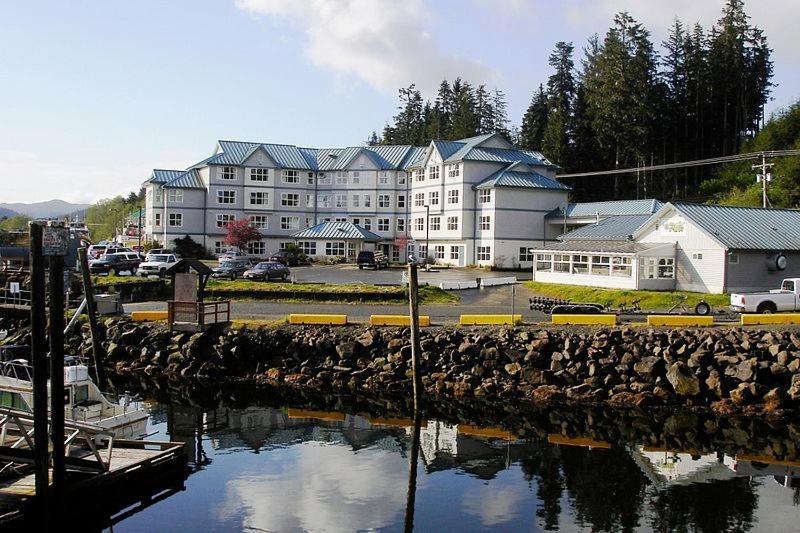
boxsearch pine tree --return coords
[542,41,576,166]
[450,80,479,139]
[519,85,549,150]
[492,89,511,138]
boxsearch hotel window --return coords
[299,241,316,255]
[248,241,266,255]
[397,195,406,208]
[591,256,611,275]
[249,191,268,205]
[450,246,460,261]
[658,258,675,278]
[519,247,534,262]
[154,213,161,227]
[336,172,348,185]
[249,168,268,181]
[572,255,589,274]
[447,190,459,204]
[167,190,183,203]
[250,215,269,229]
[554,254,570,273]
[428,191,439,206]
[305,218,312,227]
[217,190,236,204]
[429,217,441,231]
[280,216,300,230]
[477,246,491,262]
[307,172,314,185]
[428,165,440,180]
[414,218,424,231]
[319,173,331,184]
[642,258,674,279]
[281,193,299,207]
[335,194,347,208]
[351,171,360,184]
[352,218,361,226]
[435,245,445,259]
[611,256,632,277]
[536,253,553,272]
[306,194,314,208]
[479,189,491,203]
[378,194,390,208]
[447,216,458,230]
[363,218,372,230]
[318,194,331,208]
[282,170,299,183]
[334,217,347,222]
[168,213,182,227]
[214,241,224,254]
[692,253,703,260]
[379,172,389,185]
[446,163,460,178]
[414,193,425,207]
[415,169,425,182]
[398,172,407,185]
[326,242,345,256]
[352,195,360,207]
[363,195,371,207]
[480,215,491,230]
[153,189,162,203]
[216,214,235,228]
[396,218,405,232]
[378,218,390,232]
[221,167,236,180]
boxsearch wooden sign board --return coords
[42,226,69,256]
[174,272,197,303]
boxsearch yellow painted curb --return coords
[370,315,431,327]
[288,313,347,325]
[130,310,168,321]
[460,314,522,326]
[551,314,617,325]
[741,313,800,326]
[646,315,714,327]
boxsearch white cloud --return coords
[235,0,494,94]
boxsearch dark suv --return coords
[357,250,389,270]
[89,252,141,275]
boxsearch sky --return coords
[0,0,798,204]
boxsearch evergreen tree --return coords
[491,89,511,138]
[542,41,576,166]
[450,80,479,139]
[519,85,549,150]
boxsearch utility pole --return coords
[752,152,774,208]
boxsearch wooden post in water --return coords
[48,251,66,499]
[28,223,49,515]
[78,247,106,385]
[403,410,422,533]
[406,262,423,412]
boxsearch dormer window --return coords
[221,166,236,180]
[428,165,440,180]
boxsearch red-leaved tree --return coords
[224,218,262,250]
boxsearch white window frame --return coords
[428,165,440,180]
[435,245,445,259]
[396,218,405,232]
[221,167,236,180]
[477,246,491,262]
[280,216,300,230]
[414,218,424,231]
[281,193,299,207]
[216,213,235,228]
[326,242,345,256]
[450,246,460,261]
[217,190,236,204]
[428,191,439,206]
[282,169,299,183]
[335,194,347,208]
[519,247,534,262]
[298,241,316,255]
[447,189,460,204]
[429,217,440,231]
[447,163,460,178]
[363,218,372,230]
[480,215,491,231]
[447,216,458,230]
[167,189,183,203]
[250,215,269,229]
[249,191,269,206]
[168,213,182,227]
[414,193,425,207]
[352,195,360,208]
[154,213,161,227]
[378,194,391,208]
[479,189,491,203]
[249,168,269,182]
[248,241,266,255]
[397,195,405,208]
[363,195,371,207]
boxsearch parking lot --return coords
[283,264,533,286]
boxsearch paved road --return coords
[124,283,549,325]
[280,264,532,285]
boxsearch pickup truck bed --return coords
[730,278,800,313]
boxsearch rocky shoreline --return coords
[51,318,800,415]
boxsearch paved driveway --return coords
[287,264,532,286]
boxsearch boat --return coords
[0,349,148,439]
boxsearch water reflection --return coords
[106,384,800,532]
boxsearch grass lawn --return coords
[523,281,729,310]
[92,274,158,285]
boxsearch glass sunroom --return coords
[530,241,677,290]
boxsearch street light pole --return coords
[424,204,430,269]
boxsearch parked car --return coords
[357,250,389,270]
[730,278,800,314]
[137,253,180,277]
[144,248,173,261]
[102,246,135,257]
[243,261,291,282]
[268,249,306,267]
[87,244,107,259]
[89,252,140,275]
[212,259,252,280]
[217,250,249,264]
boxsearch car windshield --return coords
[150,255,169,262]
[255,263,270,269]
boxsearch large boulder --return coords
[666,362,700,397]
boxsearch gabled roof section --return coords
[431,140,465,160]
[147,169,184,185]
[558,214,653,241]
[290,221,383,242]
[547,199,663,219]
[640,202,800,251]
[474,162,570,191]
[164,169,205,189]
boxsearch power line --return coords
[557,150,800,178]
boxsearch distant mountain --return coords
[0,200,90,219]
[0,207,18,219]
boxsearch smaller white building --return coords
[289,221,381,262]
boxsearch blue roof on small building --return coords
[290,221,383,242]
[148,169,184,184]
[163,169,205,189]
[559,214,653,241]
[474,163,569,191]
[547,199,663,219]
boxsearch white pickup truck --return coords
[136,253,179,277]
[730,278,800,314]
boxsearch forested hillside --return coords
[370,0,774,203]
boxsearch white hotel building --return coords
[142,133,570,268]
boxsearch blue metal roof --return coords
[559,214,653,241]
[547,199,663,219]
[660,203,800,251]
[474,163,570,191]
[457,146,552,166]
[290,221,383,241]
[147,169,184,184]
[164,169,205,189]
[432,140,464,160]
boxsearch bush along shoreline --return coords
[55,318,800,416]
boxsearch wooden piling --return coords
[406,263,423,413]
[403,410,422,533]
[48,252,66,499]
[78,248,106,385]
